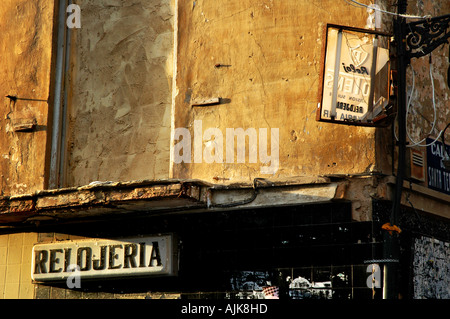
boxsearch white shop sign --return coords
[31,234,177,282]
[317,25,391,126]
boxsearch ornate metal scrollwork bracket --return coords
[405,13,450,61]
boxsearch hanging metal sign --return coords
[317,25,392,126]
[31,234,177,282]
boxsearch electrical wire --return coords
[343,0,447,149]
[405,59,437,147]
[343,0,430,20]
[393,55,446,148]
[405,188,424,233]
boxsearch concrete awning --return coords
[0,180,210,225]
[0,176,450,227]
[1,175,448,227]
[0,176,339,226]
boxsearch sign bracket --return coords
[405,13,450,61]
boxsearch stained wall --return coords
[64,0,175,187]
[405,1,450,163]
[171,0,390,184]
[1,1,448,192]
[0,0,55,196]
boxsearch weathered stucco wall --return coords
[65,0,174,187]
[1,0,447,194]
[172,0,388,184]
[406,1,450,156]
[0,0,55,196]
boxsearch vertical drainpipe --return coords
[49,0,70,189]
[60,1,72,187]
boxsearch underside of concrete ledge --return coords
[0,176,337,226]
[1,175,448,227]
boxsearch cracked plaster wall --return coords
[1,0,448,195]
[405,1,450,171]
[65,0,175,187]
[172,0,387,184]
[0,0,55,196]
[62,0,449,189]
